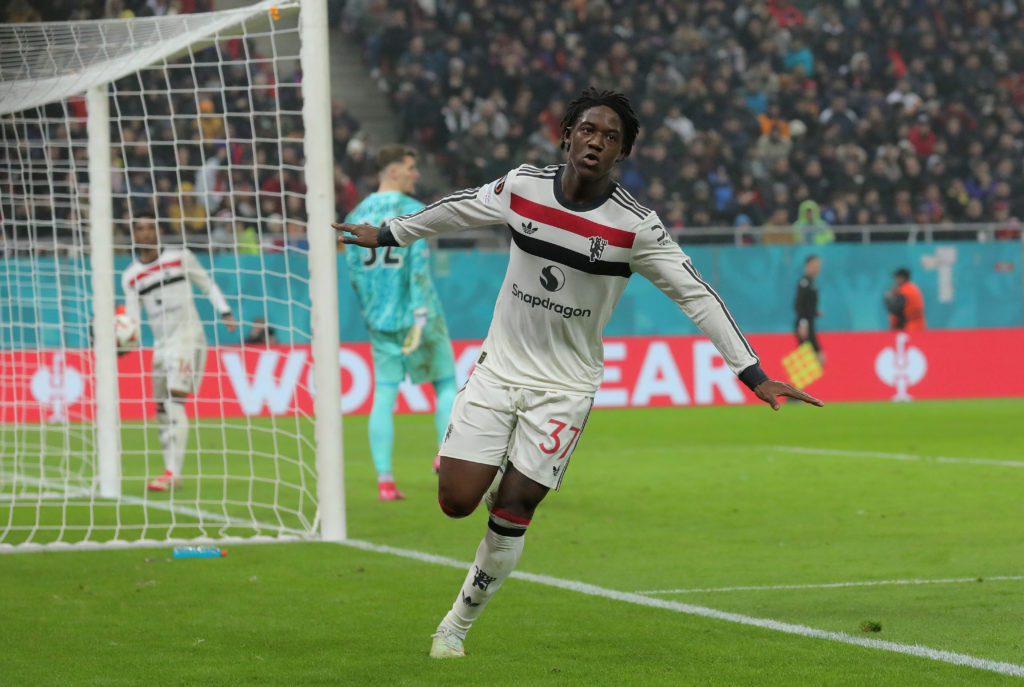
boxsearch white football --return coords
[114,313,140,347]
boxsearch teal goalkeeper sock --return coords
[368,382,400,476]
[433,377,457,445]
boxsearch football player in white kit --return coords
[121,215,238,491]
[335,88,824,658]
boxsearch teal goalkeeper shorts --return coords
[368,317,456,385]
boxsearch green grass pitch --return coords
[2,399,1023,685]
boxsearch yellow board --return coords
[781,342,823,389]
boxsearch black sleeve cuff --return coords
[738,364,769,391]
[377,223,399,247]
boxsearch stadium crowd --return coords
[349,0,1024,242]
[2,0,365,254]
[5,0,1024,253]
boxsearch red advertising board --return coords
[3,329,1023,423]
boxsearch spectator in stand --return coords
[332,99,362,165]
[783,34,815,78]
[334,164,359,219]
[283,219,309,252]
[4,0,41,21]
[793,200,834,246]
[965,163,997,202]
[22,0,1024,246]
[167,181,207,238]
[757,124,792,167]
[343,137,375,192]
[12,1,336,254]
[758,102,789,138]
[195,145,228,212]
[886,79,922,116]
[197,98,224,142]
[259,167,306,217]
[262,213,284,250]
[441,95,473,141]
[472,98,510,141]
[994,201,1022,240]
[762,207,796,244]
[907,115,936,158]
[353,0,1024,239]
[234,217,261,254]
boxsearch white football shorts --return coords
[440,369,595,490]
[152,344,207,398]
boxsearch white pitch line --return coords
[765,445,1024,468]
[342,538,1024,679]
[635,575,1024,596]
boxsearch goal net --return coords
[0,0,345,551]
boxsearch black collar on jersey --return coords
[553,164,619,213]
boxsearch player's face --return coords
[392,156,419,194]
[565,106,625,179]
[133,218,158,250]
[806,257,821,278]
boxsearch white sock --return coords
[440,508,528,638]
[157,407,172,473]
[165,400,189,476]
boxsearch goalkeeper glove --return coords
[401,308,428,355]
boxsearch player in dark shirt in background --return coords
[794,255,825,364]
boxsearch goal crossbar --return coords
[0,0,295,116]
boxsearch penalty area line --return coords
[635,575,1024,595]
[342,538,1024,679]
[764,445,1024,468]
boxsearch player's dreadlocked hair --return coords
[559,87,640,157]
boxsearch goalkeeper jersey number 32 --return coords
[345,190,446,333]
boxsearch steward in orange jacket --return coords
[884,268,926,331]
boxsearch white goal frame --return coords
[0,0,345,548]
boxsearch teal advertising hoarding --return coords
[2,242,1020,349]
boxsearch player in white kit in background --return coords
[121,215,238,492]
[336,87,824,658]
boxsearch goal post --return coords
[0,0,345,550]
[300,0,346,542]
[87,82,120,500]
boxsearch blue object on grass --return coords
[172,546,226,559]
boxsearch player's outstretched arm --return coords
[333,222,379,248]
[753,379,824,411]
[339,175,514,250]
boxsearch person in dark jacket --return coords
[794,254,825,364]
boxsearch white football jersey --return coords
[389,164,762,393]
[121,247,231,350]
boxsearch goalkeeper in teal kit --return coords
[345,144,458,501]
